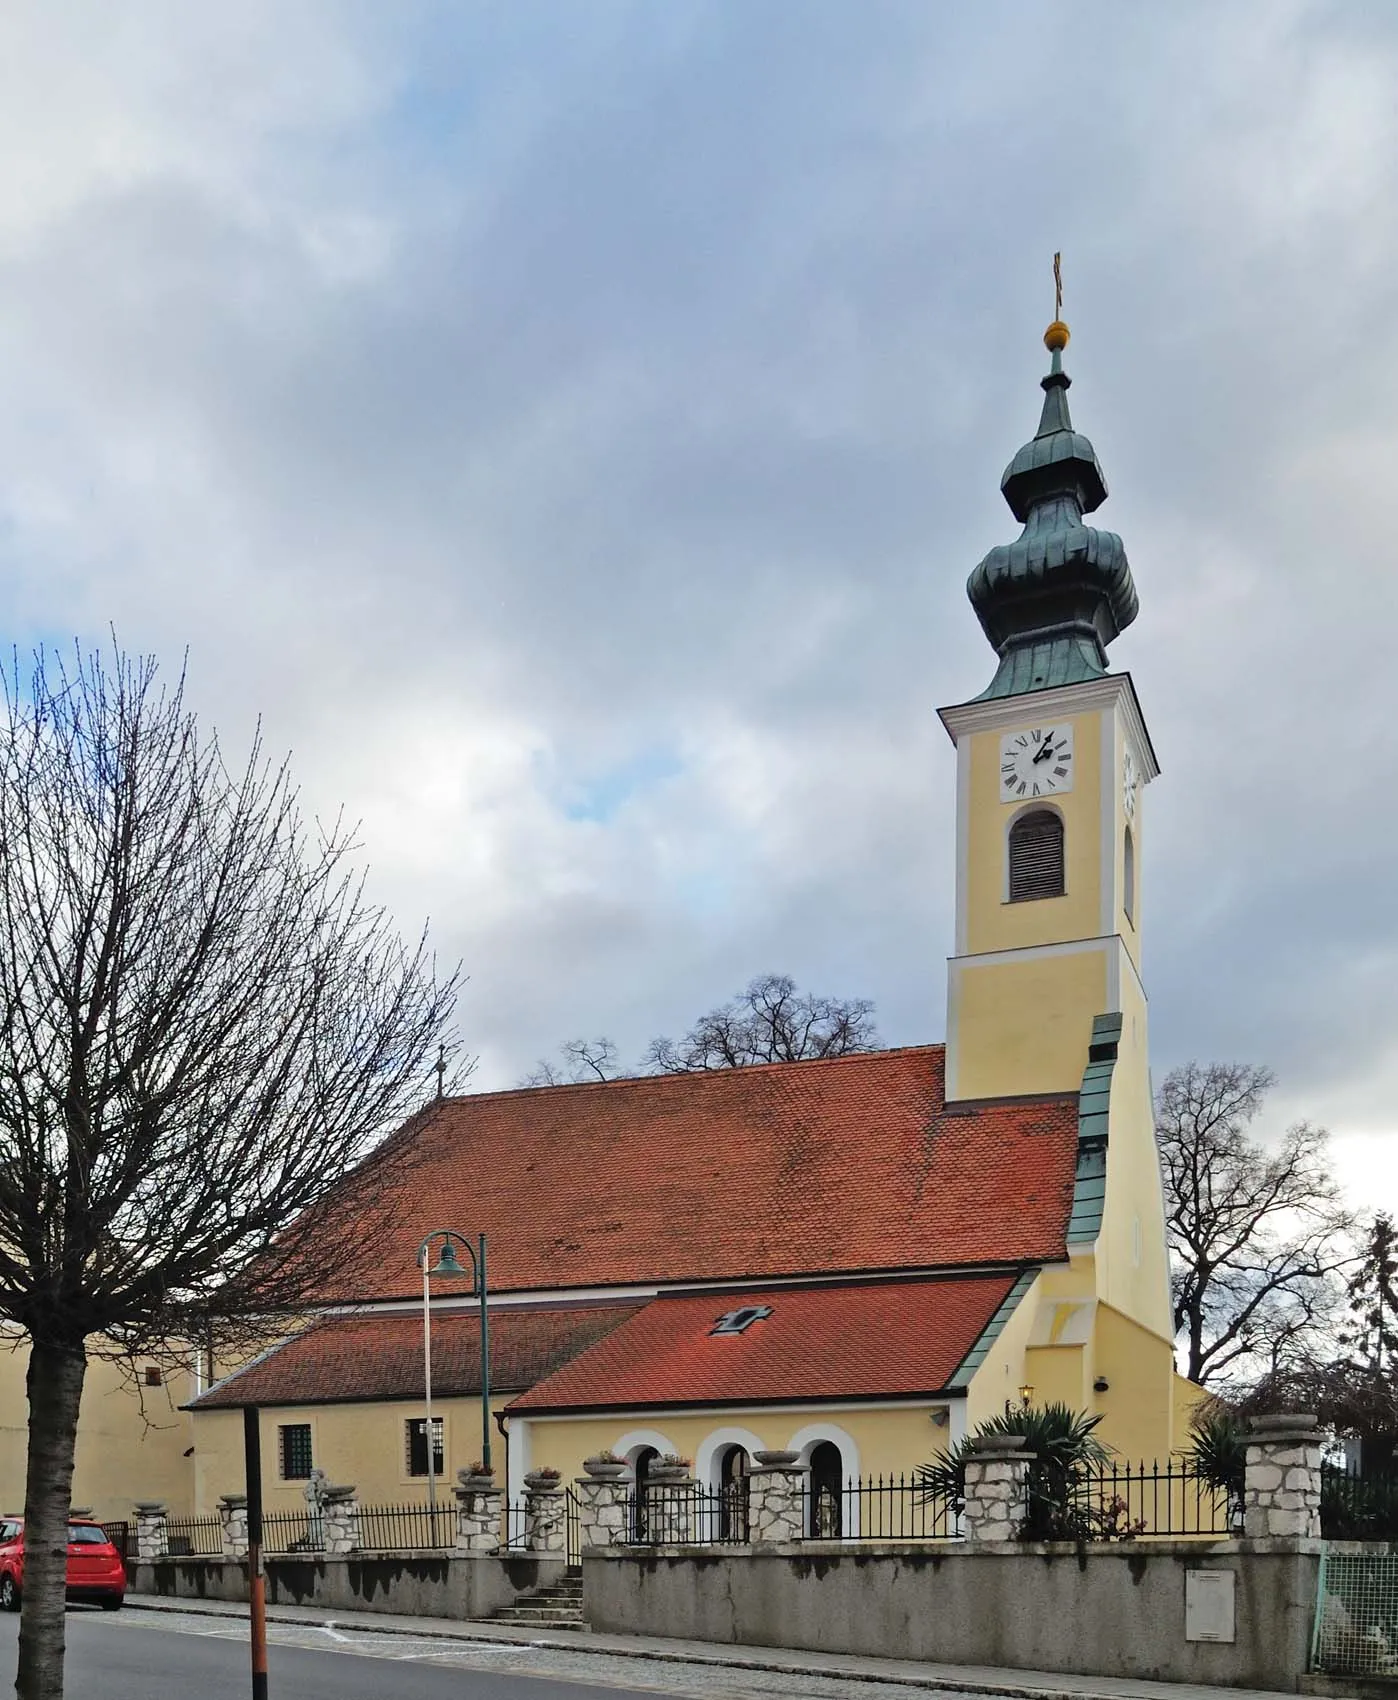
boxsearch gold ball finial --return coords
[1044,320,1070,353]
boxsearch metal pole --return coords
[243,1406,269,1700]
[478,1234,492,1475]
[423,1254,436,1516]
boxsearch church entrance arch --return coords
[717,1444,751,1541]
[808,1440,843,1537]
[632,1445,658,1540]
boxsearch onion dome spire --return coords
[966,277,1138,700]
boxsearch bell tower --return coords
[939,310,1158,1108]
[939,288,1178,1392]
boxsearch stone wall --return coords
[584,1541,1324,1693]
[128,1552,565,1620]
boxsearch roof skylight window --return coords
[710,1305,772,1336]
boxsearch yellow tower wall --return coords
[948,946,1108,1100]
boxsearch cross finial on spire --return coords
[435,1043,446,1100]
[1044,251,1070,364]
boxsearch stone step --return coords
[493,1608,586,1626]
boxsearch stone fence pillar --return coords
[523,1472,565,1554]
[749,1449,806,1543]
[455,1469,503,1554]
[575,1458,631,1550]
[961,1433,1034,1543]
[647,1469,695,1544]
[134,1501,168,1561]
[1244,1412,1323,1539]
[219,1494,249,1560]
[322,1484,361,1554]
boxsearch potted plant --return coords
[648,1453,691,1484]
[524,1466,562,1493]
[583,1449,629,1480]
[457,1461,496,1491]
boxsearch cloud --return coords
[0,1,1393,1197]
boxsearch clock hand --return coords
[1032,738,1057,765]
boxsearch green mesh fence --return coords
[1312,1549,1398,1679]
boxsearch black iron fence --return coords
[1321,1461,1398,1541]
[809,1475,958,1541]
[1068,1459,1237,1539]
[621,1460,1233,1547]
[628,1484,751,1544]
[358,1502,457,1551]
[101,1521,131,1561]
[502,1500,529,1549]
[260,1511,315,1555]
[565,1488,581,1567]
[164,1515,223,1557]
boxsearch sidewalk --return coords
[122,1592,1300,1700]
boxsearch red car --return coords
[0,1518,125,1611]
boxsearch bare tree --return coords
[1157,1061,1353,1387]
[642,973,879,1073]
[0,647,459,1700]
[519,1037,620,1087]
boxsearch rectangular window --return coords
[405,1417,445,1478]
[278,1423,313,1480]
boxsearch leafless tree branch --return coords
[0,643,462,1700]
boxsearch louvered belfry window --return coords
[1008,809,1065,901]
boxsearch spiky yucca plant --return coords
[1185,1402,1247,1497]
[918,1401,1112,1540]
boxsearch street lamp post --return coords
[418,1229,492,1516]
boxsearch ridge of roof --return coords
[445,1042,946,1109]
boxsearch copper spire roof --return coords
[966,321,1139,700]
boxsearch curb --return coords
[119,1597,1219,1700]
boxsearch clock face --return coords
[1122,747,1139,819]
[999,724,1074,802]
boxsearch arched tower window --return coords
[1008,808,1064,902]
[1123,825,1135,924]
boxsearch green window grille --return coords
[405,1417,445,1478]
[278,1423,313,1480]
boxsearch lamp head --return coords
[427,1239,470,1279]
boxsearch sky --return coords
[0,1,1394,1204]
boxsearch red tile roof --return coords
[189,1305,641,1409]
[508,1275,1017,1411]
[309,1047,1078,1301]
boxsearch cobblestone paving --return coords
[110,1607,984,1699]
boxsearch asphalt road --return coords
[0,1605,980,1700]
[0,1608,664,1700]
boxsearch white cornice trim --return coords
[938,673,1160,780]
[948,934,1147,1004]
[517,1394,967,1423]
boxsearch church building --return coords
[182,312,1198,1524]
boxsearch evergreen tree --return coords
[1343,1214,1398,1375]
